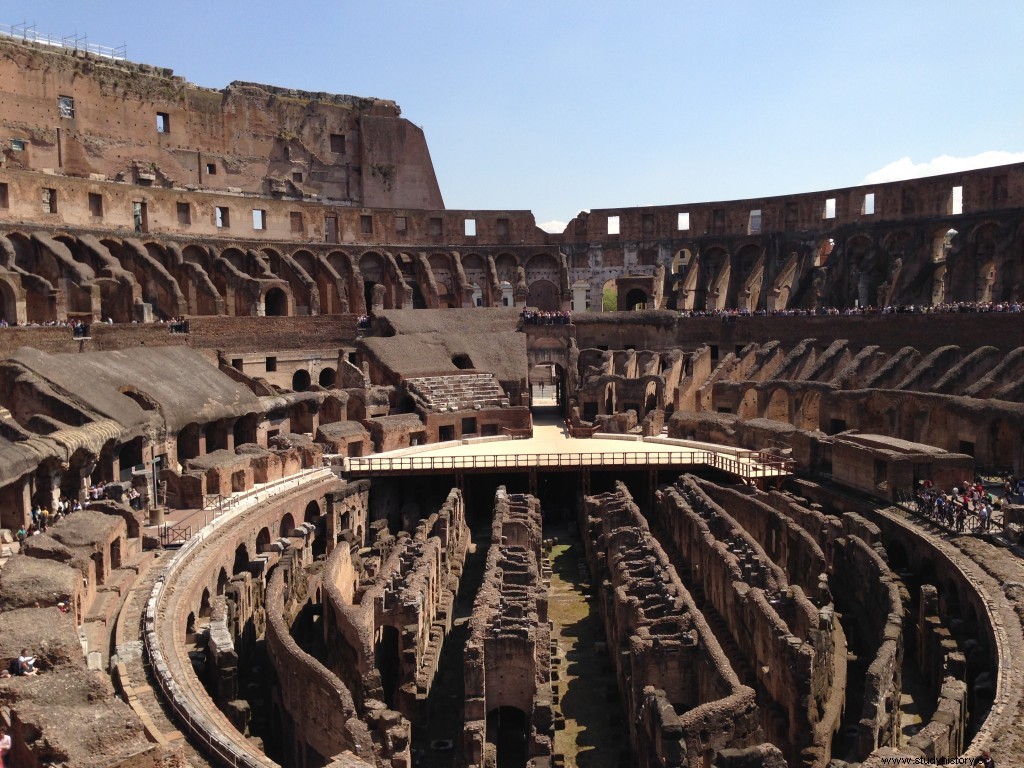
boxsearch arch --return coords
[256,527,272,553]
[216,567,229,596]
[232,543,251,575]
[494,253,518,284]
[525,252,559,272]
[452,354,474,370]
[199,588,212,618]
[264,287,289,316]
[292,369,311,392]
[796,391,821,431]
[279,512,296,538]
[292,249,317,278]
[177,423,203,462]
[304,501,321,524]
[318,367,336,387]
[644,380,659,414]
[185,612,197,643]
[764,389,790,422]
[358,252,385,282]
[737,387,759,419]
[526,279,559,311]
[624,287,648,310]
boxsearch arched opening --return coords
[200,588,212,618]
[264,287,288,316]
[487,706,529,768]
[186,612,197,643]
[452,354,473,370]
[233,414,259,448]
[603,383,615,415]
[644,381,659,415]
[292,369,311,392]
[764,389,790,423]
[280,512,296,538]
[232,543,251,576]
[304,501,320,524]
[216,567,229,596]
[375,625,401,709]
[624,287,648,310]
[526,279,559,311]
[256,527,272,553]
[178,423,203,462]
[318,367,336,387]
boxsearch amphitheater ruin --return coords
[0,29,1023,768]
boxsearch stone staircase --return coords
[406,373,510,412]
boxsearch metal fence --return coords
[347,449,794,480]
[0,23,126,60]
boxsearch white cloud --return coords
[538,219,568,234]
[863,151,1024,184]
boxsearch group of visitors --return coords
[678,300,1024,320]
[521,309,571,325]
[913,478,1000,533]
[16,498,84,544]
[356,314,371,330]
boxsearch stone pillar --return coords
[571,280,588,311]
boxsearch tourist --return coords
[16,649,37,676]
[15,525,26,546]
[973,749,995,768]
[0,724,10,768]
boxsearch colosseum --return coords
[0,30,1022,768]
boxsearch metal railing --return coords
[0,23,126,60]
[895,489,1003,535]
[347,448,793,479]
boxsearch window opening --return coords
[464,218,476,237]
[677,212,690,230]
[252,209,266,230]
[361,215,373,235]
[607,215,620,235]
[395,216,407,234]
[156,112,170,133]
[747,209,762,234]
[205,163,217,175]
[266,357,278,372]
[290,211,304,233]
[216,206,230,228]
[58,95,75,118]
[177,202,191,225]
[950,186,963,215]
[823,198,836,219]
[10,138,25,152]
[862,193,875,215]
[42,188,57,214]
[89,193,103,218]
[330,133,346,153]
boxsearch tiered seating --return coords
[405,373,510,412]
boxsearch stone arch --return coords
[796,391,821,431]
[737,387,759,419]
[526,279,559,311]
[292,369,311,392]
[304,501,320,524]
[232,543,250,575]
[264,286,289,316]
[280,512,296,538]
[216,567,229,596]
[462,253,488,306]
[256,526,272,553]
[200,588,212,618]
[764,388,791,422]
[624,287,648,310]
[177,423,202,462]
[494,253,518,284]
[0,274,20,324]
[318,367,336,387]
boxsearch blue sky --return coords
[6,2,1024,230]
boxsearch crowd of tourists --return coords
[911,478,1008,533]
[678,300,1024,319]
[521,309,571,325]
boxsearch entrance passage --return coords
[487,707,528,768]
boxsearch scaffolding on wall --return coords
[0,21,126,60]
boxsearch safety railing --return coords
[0,23,126,60]
[347,449,793,480]
[145,467,334,768]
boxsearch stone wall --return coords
[651,477,837,767]
[581,482,760,768]
[464,488,552,768]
